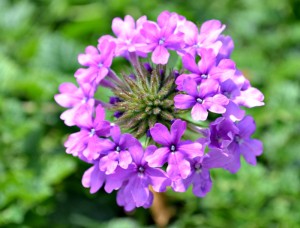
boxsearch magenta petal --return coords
[197,49,216,74]
[99,152,119,174]
[224,153,241,173]
[150,123,172,146]
[223,101,245,121]
[152,46,170,65]
[119,150,133,169]
[145,147,170,167]
[182,54,199,73]
[182,77,199,97]
[130,176,149,207]
[167,152,191,180]
[207,94,229,113]
[58,82,78,94]
[82,165,105,194]
[179,21,198,45]
[198,79,219,97]
[174,94,196,109]
[170,119,186,144]
[191,103,208,121]
[110,125,121,143]
[147,167,171,192]
[104,167,134,193]
[177,141,203,158]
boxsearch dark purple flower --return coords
[54,82,95,126]
[209,117,239,149]
[172,148,231,197]
[146,119,202,180]
[174,78,229,121]
[64,105,110,161]
[224,116,263,173]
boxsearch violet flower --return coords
[54,82,95,126]
[172,148,231,197]
[146,119,202,180]
[98,125,138,174]
[64,105,110,161]
[174,77,229,121]
[106,144,171,211]
[74,38,116,87]
[224,116,263,173]
[139,12,184,64]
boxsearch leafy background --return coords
[1,0,300,227]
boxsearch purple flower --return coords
[139,12,184,64]
[179,19,225,57]
[82,159,106,194]
[98,125,138,174]
[107,145,171,211]
[54,82,95,126]
[176,50,236,91]
[220,79,245,121]
[146,119,202,180]
[209,117,239,149]
[174,78,229,121]
[235,79,265,108]
[64,105,110,161]
[75,38,116,87]
[172,148,231,197]
[224,116,263,173]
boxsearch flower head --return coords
[55,11,264,211]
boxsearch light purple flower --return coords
[174,78,229,121]
[98,125,138,174]
[235,79,265,108]
[102,15,148,58]
[54,82,95,126]
[139,12,184,64]
[82,159,106,194]
[64,105,110,161]
[179,19,225,57]
[75,38,116,87]
[106,145,171,211]
[224,116,263,173]
[176,50,236,91]
[146,119,202,180]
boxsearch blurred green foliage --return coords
[0,0,299,227]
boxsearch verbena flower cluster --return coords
[55,11,264,211]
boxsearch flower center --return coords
[115,146,121,152]
[89,128,95,137]
[234,135,243,145]
[201,74,208,79]
[110,62,177,138]
[159,38,165,45]
[170,144,176,152]
[194,163,202,173]
[196,98,203,104]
